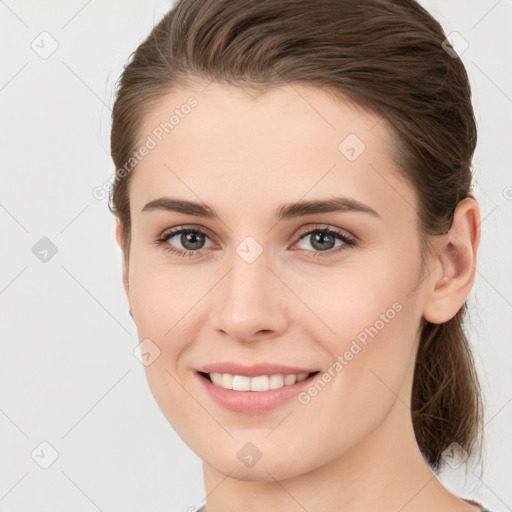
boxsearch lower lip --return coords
[197,372,317,414]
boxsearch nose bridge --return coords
[227,245,268,300]
[214,238,288,340]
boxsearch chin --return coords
[203,455,308,482]
[195,437,327,483]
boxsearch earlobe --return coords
[115,217,123,251]
[115,219,131,309]
[423,197,481,324]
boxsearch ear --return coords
[115,218,131,313]
[422,197,481,324]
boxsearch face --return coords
[119,82,431,481]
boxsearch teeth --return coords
[208,372,311,391]
[284,374,297,386]
[232,375,251,391]
[250,375,269,391]
[221,373,233,389]
[269,374,284,389]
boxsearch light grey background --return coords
[0,1,510,510]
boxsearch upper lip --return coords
[199,362,318,377]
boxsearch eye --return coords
[293,225,356,258]
[156,226,214,257]
[155,224,357,258]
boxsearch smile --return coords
[206,372,312,391]
[196,365,321,414]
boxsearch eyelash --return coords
[155,224,357,259]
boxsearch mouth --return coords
[196,367,321,414]
[198,371,319,391]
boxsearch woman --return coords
[109,0,491,510]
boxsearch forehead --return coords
[129,82,413,221]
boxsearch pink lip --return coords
[199,362,317,377]
[196,363,319,414]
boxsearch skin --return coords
[115,82,481,512]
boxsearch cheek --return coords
[293,249,422,413]
[128,252,206,341]
[128,258,206,436]
[286,279,420,472]
[294,249,420,352]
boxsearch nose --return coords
[213,247,289,343]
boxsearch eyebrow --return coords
[141,196,381,221]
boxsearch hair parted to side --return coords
[109,0,482,470]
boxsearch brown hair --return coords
[109,0,482,470]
